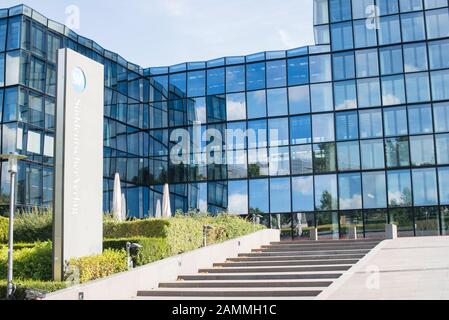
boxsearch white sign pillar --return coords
[53,48,104,281]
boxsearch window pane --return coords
[228,180,248,215]
[226,65,245,93]
[290,116,312,145]
[269,147,290,176]
[247,62,266,91]
[314,0,329,24]
[353,0,375,19]
[410,135,435,166]
[315,174,338,210]
[267,88,288,117]
[310,54,332,83]
[248,148,269,177]
[379,15,401,45]
[357,78,381,108]
[361,139,385,169]
[207,68,225,95]
[378,0,399,15]
[408,104,433,135]
[333,52,355,81]
[249,179,269,213]
[436,133,449,164]
[311,83,333,112]
[269,118,289,147]
[356,49,379,78]
[247,90,266,119]
[5,51,20,86]
[400,0,423,12]
[0,53,4,87]
[390,208,414,236]
[381,75,406,106]
[434,102,449,132]
[385,137,410,167]
[353,19,377,48]
[226,93,246,121]
[170,73,186,98]
[331,22,353,51]
[401,12,426,42]
[415,207,440,237]
[0,19,6,52]
[338,173,362,210]
[403,43,428,72]
[337,141,360,171]
[248,119,267,148]
[406,73,431,103]
[313,143,337,173]
[288,85,310,115]
[291,145,313,174]
[426,8,449,39]
[270,178,291,213]
[266,60,286,88]
[412,168,438,206]
[292,176,314,212]
[6,17,21,50]
[359,109,383,138]
[438,168,449,204]
[288,57,309,86]
[334,80,357,110]
[388,170,412,207]
[431,70,449,101]
[364,209,388,238]
[379,45,403,75]
[187,71,205,97]
[340,211,364,239]
[363,172,387,209]
[330,0,352,22]
[384,106,408,137]
[316,212,339,239]
[336,111,359,141]
[313,113,335,143]
[425,0,448,9]
[428,39,449,70]
[207,94,226,123]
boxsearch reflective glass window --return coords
[314,25,331,45]
[359,109,383,138]
[334,80,357,110]
[0,53,4,87]
[268,118,289,147]
[336,111,359,141]
[413,168,438,206]
[248,119,267,148]
[410,135,435,166]
[249,179,269,213]
[406,73,431,103]
[226,65,245,93]
[357,78,381,108]
[0,19,6,52]
[388,170,413,207]
[292,176,314,212]
[426,8,449,39]
[434,102,449,132]
[267,88,288,117]
[314,0,329,24]
[313,143,337,173]
[169,73,187,98]
[353,19,377,48]
[403,43,428,72]
[380,46,403,75]
[291,145,313,174]
[378,0,400,15]
[436,133,449,164]
[400,0,423,12]
[247,62,266,91]
[187,71,205,97]
[352,0,375,19]
[438,168,449,204]
[333,52,355,81]
[310,54,332,83]
[289,85,310,115]
[339,173,362,210]
[187,97,206,124]
[247,90,266,119]
[312,113,335,143]
[228,180,248,215]
[226,92,246,121]
[401,12,426,42]
[330,0,352,22]
[356,49,379,78]
[266,60,286,88]
[6,17,21,50]
[384,106,408,137]
[270,146,290,176]
[207,68,225,95]
[381,75,406,106]
[290,116,312,145]
[270,177,291,213]
[331,22,353,51]
[311,83,334,112]
[288,57,309,86]
[428,39,449,70]
[363,172,387,209]
[361,139,385,169]
[431,70,449,101]
[207,94,226,123]
[424,0,448,9]
[408,104,433,135]
[315,174,338,210]
[5,51,19,87]
[337,141,360,171]
[386,137,410,167]
[379,15,401,45]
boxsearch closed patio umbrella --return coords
[112,173,122,221]
[155,199,162,219]
[162,183,172,218]
[121,193,127,221]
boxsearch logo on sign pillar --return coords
[72,67,86,93]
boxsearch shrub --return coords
[0,280,67,300]
[103,219,169,238]
[103,237,171,266]
[0,241,53,281]
[66,249,127,284]
[14,208,53,243]
[0,216,8,244]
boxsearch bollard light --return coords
[202,225,214,247]
[0,153,27,300]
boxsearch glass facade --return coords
[1,2,449,238]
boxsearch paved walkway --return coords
[318,236,449,300]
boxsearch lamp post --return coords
[252,214,263,233]
[0,153,27,300]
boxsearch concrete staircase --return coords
[136,239,381,300]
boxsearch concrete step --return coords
[229,254,365,262]
[178,272,343,281]
[241,249,371,257]
[137,287,323,297]
[159,280,334,288]
[254,244,377,252]
[270,240,381,245]
[214,259,359,267]
[198,265,352,274]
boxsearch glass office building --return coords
[1,1,449,238]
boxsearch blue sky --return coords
[2,0,314,67]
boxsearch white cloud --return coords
[278,29,298,48]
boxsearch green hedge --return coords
[66,249,127,284]
[0,216,8,244]
[0,242,52,281]
[103,237,171,266]
[14,210,53,243]
[104,219,169,238]
[0,280,66,300]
